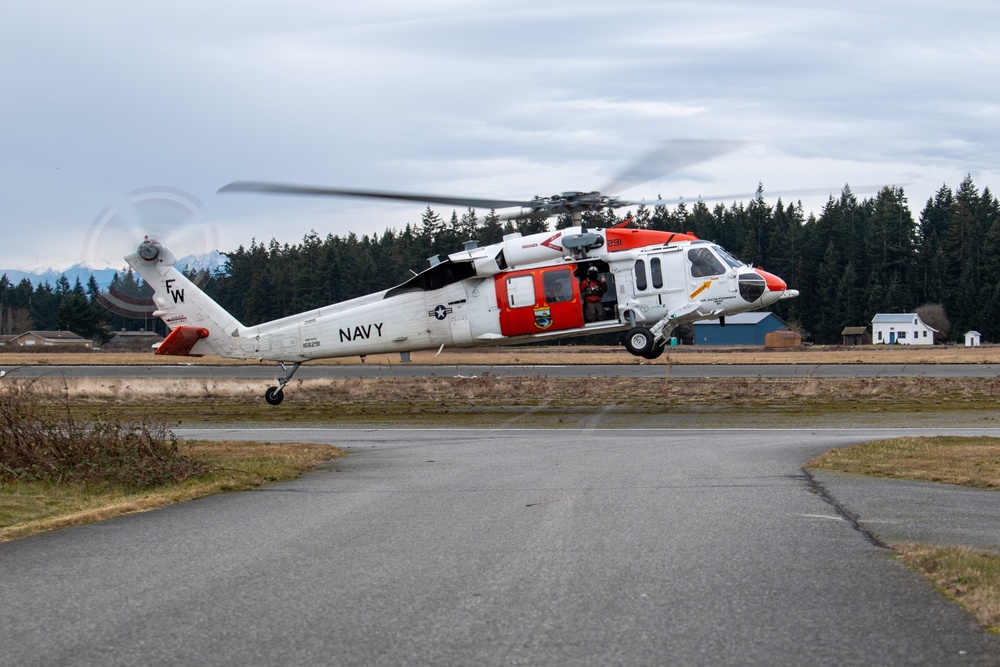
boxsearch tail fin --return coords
[125,238,245,357]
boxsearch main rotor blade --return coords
[218,181,532,211]
[497,209,550,222]
[601,139,747,195]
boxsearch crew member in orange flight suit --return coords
[580,265,607,323]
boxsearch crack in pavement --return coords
[797,468,890,550]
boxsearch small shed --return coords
[965,331,982,347]
[841,326,871,346]
[693,312,788,346]
[871,313,937,345]
[7,330,92,352]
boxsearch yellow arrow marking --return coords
[689,281,712,299]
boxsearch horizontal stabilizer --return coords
[154,326,209,356]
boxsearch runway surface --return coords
[3,362,1000,379]
[3,426,1000,666]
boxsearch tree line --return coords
[2,176,998,345]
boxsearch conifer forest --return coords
[2,176,999,346]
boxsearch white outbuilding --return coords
[965,331,982,347]
[871,313,937,345]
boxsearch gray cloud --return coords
[2,0,999,269]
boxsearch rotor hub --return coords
[138,238,161,262]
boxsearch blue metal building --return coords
[692,312,788,346]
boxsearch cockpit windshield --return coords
[714,246,744,269]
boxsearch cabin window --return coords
[899,331,907,339]
[650,257,663,289]
[506,275,536,308]
[634,260,647,291]
[688,247,726,277]
[543,270,574,304]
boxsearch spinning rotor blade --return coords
[600,139,747,195]
[219,181,532,211]
[220,140,776,225]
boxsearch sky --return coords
[3,0,1000,271]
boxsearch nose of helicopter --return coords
[755,268,798,305]
[756,268,785,292]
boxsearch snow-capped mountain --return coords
[0,251,228,289]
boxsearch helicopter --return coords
[124,147,799,405]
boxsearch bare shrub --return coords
[0,380,206,489]
[916,303,952,341]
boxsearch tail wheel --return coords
[624,327,655,356]
[265,387,284,406]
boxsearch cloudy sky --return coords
[3,1,1000,270]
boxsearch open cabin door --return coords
[495,266,584,337]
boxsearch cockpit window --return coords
[688,247,726,277]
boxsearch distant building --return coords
[871,314,936,345]
[693,312,788,346]
[7,330,92,351]
[965,331,982,347]
[104,329,163,352]
[841,326,871,346]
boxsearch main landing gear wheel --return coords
[641,342,666,360]
[624,327,655,356]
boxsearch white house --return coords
[871,313,937,345]
[965,331,982,347]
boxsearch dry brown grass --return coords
[808,436,1000,489]
[4,343,1000,367]
[0,440,340,542]
[13,374,1000,408]
[897,543,1000,633]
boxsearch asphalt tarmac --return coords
[3,426,1000,666]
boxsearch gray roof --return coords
[22,330,87,340]
[871,313,918,323]
[693,312,785,326]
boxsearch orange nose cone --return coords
[755,268,786,292]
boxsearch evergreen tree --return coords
[479,210,504,245]
[864,186,917,310]
[54,293,100,338]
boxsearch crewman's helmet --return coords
[588,266,598,275]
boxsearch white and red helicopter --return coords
[125,154,798,405]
